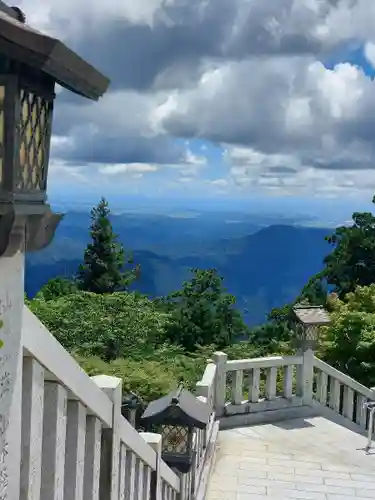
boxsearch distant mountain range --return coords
[25,210,332,325]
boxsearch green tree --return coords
[318,285,375,387]
[321,196,375,297]
[76,197,138,294]
[299,276,328,306]
[258,277,328,347]
[164,268,250,351]
[36,277,77,301]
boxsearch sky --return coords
[17,0,375,205]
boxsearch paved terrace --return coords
[208,414,375,500]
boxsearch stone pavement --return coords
[207,415,375,500]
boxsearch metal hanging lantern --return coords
[292,304,330,350]
[0,3,109,256]
[141,385,210,473]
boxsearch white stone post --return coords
[212,352,227,417]
[0,251,25,500]
[297,348,314,406]
[140,432,162,500]
[92,375,122,500]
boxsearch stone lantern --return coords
[292,304,330,350]
[0,2,109,255]
[0,3,109,497]
[141,385,210,473]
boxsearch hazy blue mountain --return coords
[25,211,332,325]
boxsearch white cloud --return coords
[16,0,375,198]
[99,163,159,175]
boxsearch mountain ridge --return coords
[25,215,332,325]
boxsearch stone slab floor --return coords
[207,416,375,500]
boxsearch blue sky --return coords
[20,0,375,209]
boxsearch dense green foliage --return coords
[36,277,78,301]
[29,291,170,362]
[27,195,375,402]
[318,286,375,388]
[163,268,250,350]
[76,197,138,294]
[320,196,375,297]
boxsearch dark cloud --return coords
[267,166,297,174]
[50,0,235,91]
[53,134,183,166]
[47,0,354,93]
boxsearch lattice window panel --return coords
[304,324,319,342]
[17,89,52,191]
[0,86,4,184]
[162,425,189,454]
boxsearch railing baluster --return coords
[232,370,243,404]
[64,400,87,500]
[249,368,260,402]
[265,367,277,400]
[342,386,354,421]
[143,465,151,500]
[83,416,102,500]
[119,444,127,500]
[356,394,367,428]
[137,459,144,500]
[41,382,68,499]
[20,357,45,500]
[283,365,293,399]
[125,450,136,500]
[329,378,340,412]
[316,370,328,405]
[162,481,167,500]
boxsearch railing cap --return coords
[91,374,122,389]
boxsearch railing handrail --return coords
[159,460,180,491]
[118,416,157,470]
[22,306,113,426]
[313,356,374,400]
[226,354,303,372]
[198,362,216,387]
[22,306,181,493]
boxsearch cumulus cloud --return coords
[16,0,375,197]
[157,59,375,168]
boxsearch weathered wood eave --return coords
[0,8,110,100]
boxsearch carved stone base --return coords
[0,203,63,257]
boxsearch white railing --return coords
[212,351,305,417]
[208,348,375,440]
[192,361,219,500]
[313,356,375,431]
[20,306,181,500]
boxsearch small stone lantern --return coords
[292,304,330,350]
[141,385,210,473]
[0,3,109,256]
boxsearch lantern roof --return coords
[141,386,210,430]
[292,304,330,326]
[0,3,109,100]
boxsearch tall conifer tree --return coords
[76,197,137,293]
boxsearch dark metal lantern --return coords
[141,385,210,473]
[121,392,145,429]
[292,304,330,350]
[0,3,109,256]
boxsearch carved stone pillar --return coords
[0,203,62,500]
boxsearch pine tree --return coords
[76,197,137,294]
